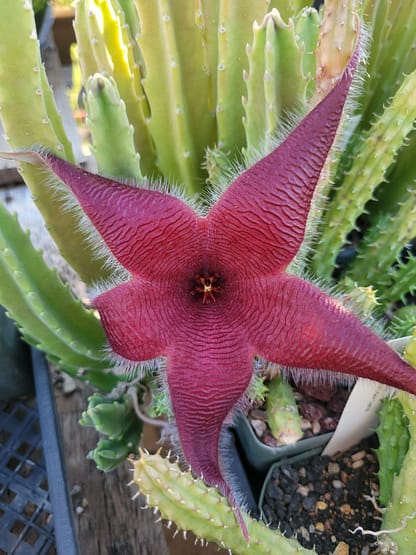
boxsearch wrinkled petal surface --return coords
[31,152,203,281]
[94,279,180,361]
[247,274,416,393]
[207,45,359,278]
[166,313,254,538]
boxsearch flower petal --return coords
[248,275,416,393]
[166,321,254,537]
[94,278,178,361]
[17,151,201,280]
[208,43,359,277]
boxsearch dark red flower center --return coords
[191,272,222,304]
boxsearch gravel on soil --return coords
[261,434,381,555]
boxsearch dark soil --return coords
[261,434,381,555]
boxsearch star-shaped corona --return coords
[7,40,416,539]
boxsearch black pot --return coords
[0,305,34,401]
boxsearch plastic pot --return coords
[233,411,333,473]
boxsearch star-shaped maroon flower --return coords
[10,43,416,537]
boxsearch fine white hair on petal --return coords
[21,147,207,297]
[282,365,357,390]
[103,344,162,381]
[22,149,124,278]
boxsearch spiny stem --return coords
[132,450,316,554]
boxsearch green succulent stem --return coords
[81,392,143,470]
[243,9,315,154]
[268,1,311,23]
[360,0,416,128]
[0,202,118,391]
[312,67,416,279]
[346,191,416,288]
[375,253,416,310]
[84,74,144,181]
[375,397,410,507]
[389,306,416,338]
[0,0,107,285]
[74,0,156,176]
[132,450,316,554]
[378,391,416,554]
[295,8,320,98]
[134,0,216,194]
[216,1,275,157]
[266,376,303,444]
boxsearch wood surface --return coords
[54,379,227,555]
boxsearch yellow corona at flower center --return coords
[192,273,222,304]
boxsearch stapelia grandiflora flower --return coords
[6,42,416,539]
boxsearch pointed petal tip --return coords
[232,503,250,542]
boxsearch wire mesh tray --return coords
[0,349,78,555]
[0,400,55,555]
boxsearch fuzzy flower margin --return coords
[5,41,416,539]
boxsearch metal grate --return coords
[0,400,56,555]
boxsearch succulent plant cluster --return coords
[0,0,415,553]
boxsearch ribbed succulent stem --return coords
[74,0,100,77]
[371,133,416,217]
[268,0,311,23]
[243,8,315,154]
[194,0,219,116]
[132,450,316,554]
[375,254,416,310]
[98,0,152,164]
[360,0,416,128]
[74,0,156,176]
[346,191,416,287]
[312,68,416,279]
[80,393,143,471]
[314,0,359,101]
[134,0,217,194]
[0,1,72,157]
[266,375,302,444]
[389,306,416,338]
[378,391,416,554]
[116,0,141,48]
[0,202,119,391]
[216,1,276,157]
[295,8,320,99]
[0,0,107,285]
[375,397,410,507]
[84,74,144,181]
